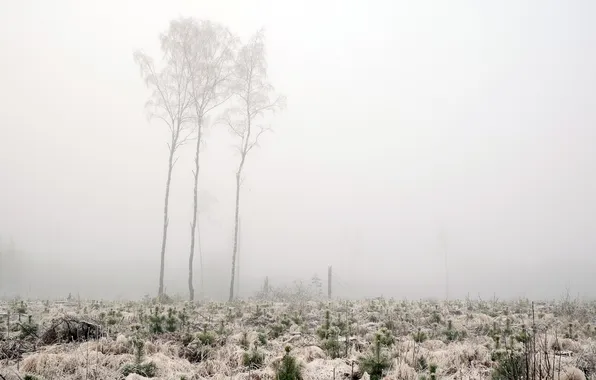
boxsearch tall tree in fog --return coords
[164,18,237,301]
[223,29,286,301]
[133,30,194,299]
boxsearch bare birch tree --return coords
[163,17,237,301]
[223,29,286,301]
[133,26,194,299]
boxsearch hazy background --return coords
[1,0,595,301]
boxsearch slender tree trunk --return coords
[197,212,204,299]
[229,89,251,302]
[188,117,203,301]
[158,147,175,298]
[228,169,242,301]
[236,216,241,297]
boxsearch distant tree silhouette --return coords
[221,29,286,301]
[133,31,194,299]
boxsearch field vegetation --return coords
[1,288,595,380]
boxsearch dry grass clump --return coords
[385,361,416,380]
[20,350,131,378]
[297,345,326,362]
[301,358,346,379]
[558,338,583,353]
[561,367,587,380]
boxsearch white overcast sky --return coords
[0,0,595,299]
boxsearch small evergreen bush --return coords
[121,337,157,378]
[359,334,390,380]
[275,346,303,380]
[242,344,265,369]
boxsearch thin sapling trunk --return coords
[188,117,203,301]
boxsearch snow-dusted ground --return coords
[1,297,595,379]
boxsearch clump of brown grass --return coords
[561,367,586,380]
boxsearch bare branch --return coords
[172,156,180,169]
[176,129,196,149]
[225,36,285,156]
[246,125,271,154]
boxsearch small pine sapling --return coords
[121,336,158,378]
[270,322,284,339]
[316,310,331,340]
[179,308,189,331]
[165,308,178,332]
[516,325,530,345]
[197,328,216,346]
[149,307,165,334]
[359,333,390,380]
[280,314,292,328]
[429,363,438,380]
[242,342,265,369]
[430,310,441,324]
[413,327,427,343]
[275,346,303,380]
[416,355,428,371]
[491,350,525,380]
[377,327,394,346]
[444,319,463,342]
[322,326,341,359]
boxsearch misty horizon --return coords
[1,0,595,302]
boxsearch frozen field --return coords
[0,297,595,380]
